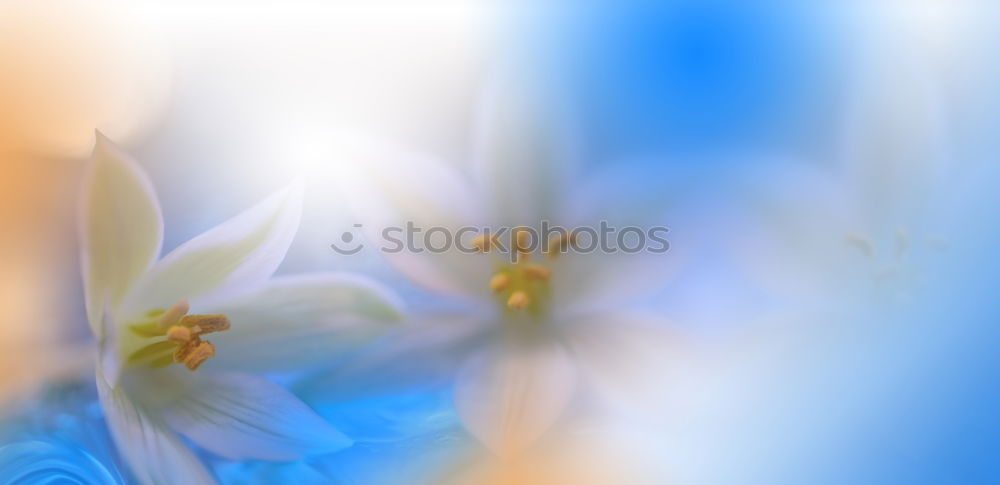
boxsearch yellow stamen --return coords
[179,314,231,335]
[173,338,199,362]
[523,263,551,281]
[181,341,216,371]
[545,230,578,259]
[545,234,564,258]
[472,234,488,252]
[489,272,511,292]
[158,299,190,330]
[507,291,530,310]
[478,228,557,316]
[166,325,192,343]
[515,229,531,254]
[846,232,875,257]
[472,234,500,252]
[130,300,231,372]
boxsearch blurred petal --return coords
[98,303,123,388]
[97,371,216,485]
[206,272,404,372]
[124,181,302,314]
[445,424,661,485]
[80,133,163,336]
[562,159,679,227]
[162,373,351,461]
[315,389,462,443]
[454,339,577,458]
[310,420,472,485]
[551,250,679,317]
[729,158,864,303]
[548,162,681,314]
[842,58,949,220]
[300,313,491,401]
[562,312,684,418]
[338,142,492,300]
[471,80,579,226]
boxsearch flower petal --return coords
[444,423,661,485]
[297,313,490,402]
[337,140,492,300]
[80,133,163,336]
[204,272,404,372]
[550,249,681,317]
[454,339,577,458]
[123,181,302,315]
[841,60,949,217]
[96,370,216,485]
[162,372,351,461]
[728,158,864,303]
[551,162,682,314]
[98,301,123,388]
[561,312,685,418]
[471,79,579,226]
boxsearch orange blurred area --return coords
[0,0,167,403]
[0,155,84,403]
[0,0,167,159]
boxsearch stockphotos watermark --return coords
[330,221,670,260]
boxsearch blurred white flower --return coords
[80,134,403,484]
[733,49,954,309]
[334,84,681,458]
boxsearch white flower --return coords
[732,59,952,308]
[334,84,679,457]
[80,134,403,484]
